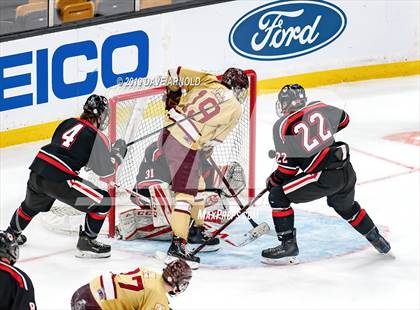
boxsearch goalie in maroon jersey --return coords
[262,84,391,264]
[4,95,128,259]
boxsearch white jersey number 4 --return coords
[61,124,84,148]
[293,112,332,152]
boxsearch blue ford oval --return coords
[229,0,347,61]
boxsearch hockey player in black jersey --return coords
[0,230,37,310]
[262,84,391,264]
[5,95,127,258]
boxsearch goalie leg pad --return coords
[117,209,172,241]
[149,182,174,227]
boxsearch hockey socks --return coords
[335,201,375,235]
[84,204,111,238]
[271,206,295,241]
[9,205,37,235]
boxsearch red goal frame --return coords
[106,70,257,238]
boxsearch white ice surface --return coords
[1,76,419,309]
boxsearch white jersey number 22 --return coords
[293,112,332,152]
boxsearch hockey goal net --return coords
[41,70,257,237]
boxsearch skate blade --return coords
[382,250,396,259]
[187,244,220,253]
[75,250,110,259]
[165,254,200,270]
[260,256,299,266]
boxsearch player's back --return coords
[273,101,349,174]
[89,267,169,310]
[0,261,36,310]
[166,67,242,150]
[29,117,114,181]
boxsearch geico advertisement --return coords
[0,30,149,113]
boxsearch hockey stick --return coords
[108,181,151,203]
[207,157,267,229]
[190,188,268,256]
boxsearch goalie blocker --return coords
[116,141,246,246]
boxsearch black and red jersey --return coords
[29,118,115,182]
[272,101,350,182]
[0,261,36,310]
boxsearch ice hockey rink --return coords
[0,76,419,309]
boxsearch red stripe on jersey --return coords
[88,212,107,220]
[18,207,32,221]
[272,209,294,218]
[112,273,117,299]
[277,166,298,175]
[306,147,330,174]
[78,118,110,149]
[0,263,25,289]
[36,152,78,176]
[137,181,161,190]
[338,113,350,129]
[122,268,140,276]
[350,209,366,227]
[70,181,103,202]
[283,173,319,192]
[281,103,328,139]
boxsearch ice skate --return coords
[365,226,391,254]
[261,230,299,265]
[75,227,111,258]
[188,225,220,252]
[166,236,200,269]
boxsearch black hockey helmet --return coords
[221,68,249,104]
[83,94,109,130]
[0,230,19,265]
[276,84,307,117]
[162,259,192,296]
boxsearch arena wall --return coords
[0,0,419,147]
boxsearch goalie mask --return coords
[221,68,249,104]
[83,94,110,130]
[163,259,192,296]
[276,84,307,117]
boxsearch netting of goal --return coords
[40,70,257,237]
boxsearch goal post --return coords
[106,70,257,238]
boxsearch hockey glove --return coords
[164,86,182,110]
[111,139,127,165]
[266,170,283,191]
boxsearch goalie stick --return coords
[190,188,268,256]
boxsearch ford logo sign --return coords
[229,0,347,60]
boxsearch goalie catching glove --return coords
[217,161,246,197]
[110,139,127,165]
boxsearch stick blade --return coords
[237,222,270,247]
